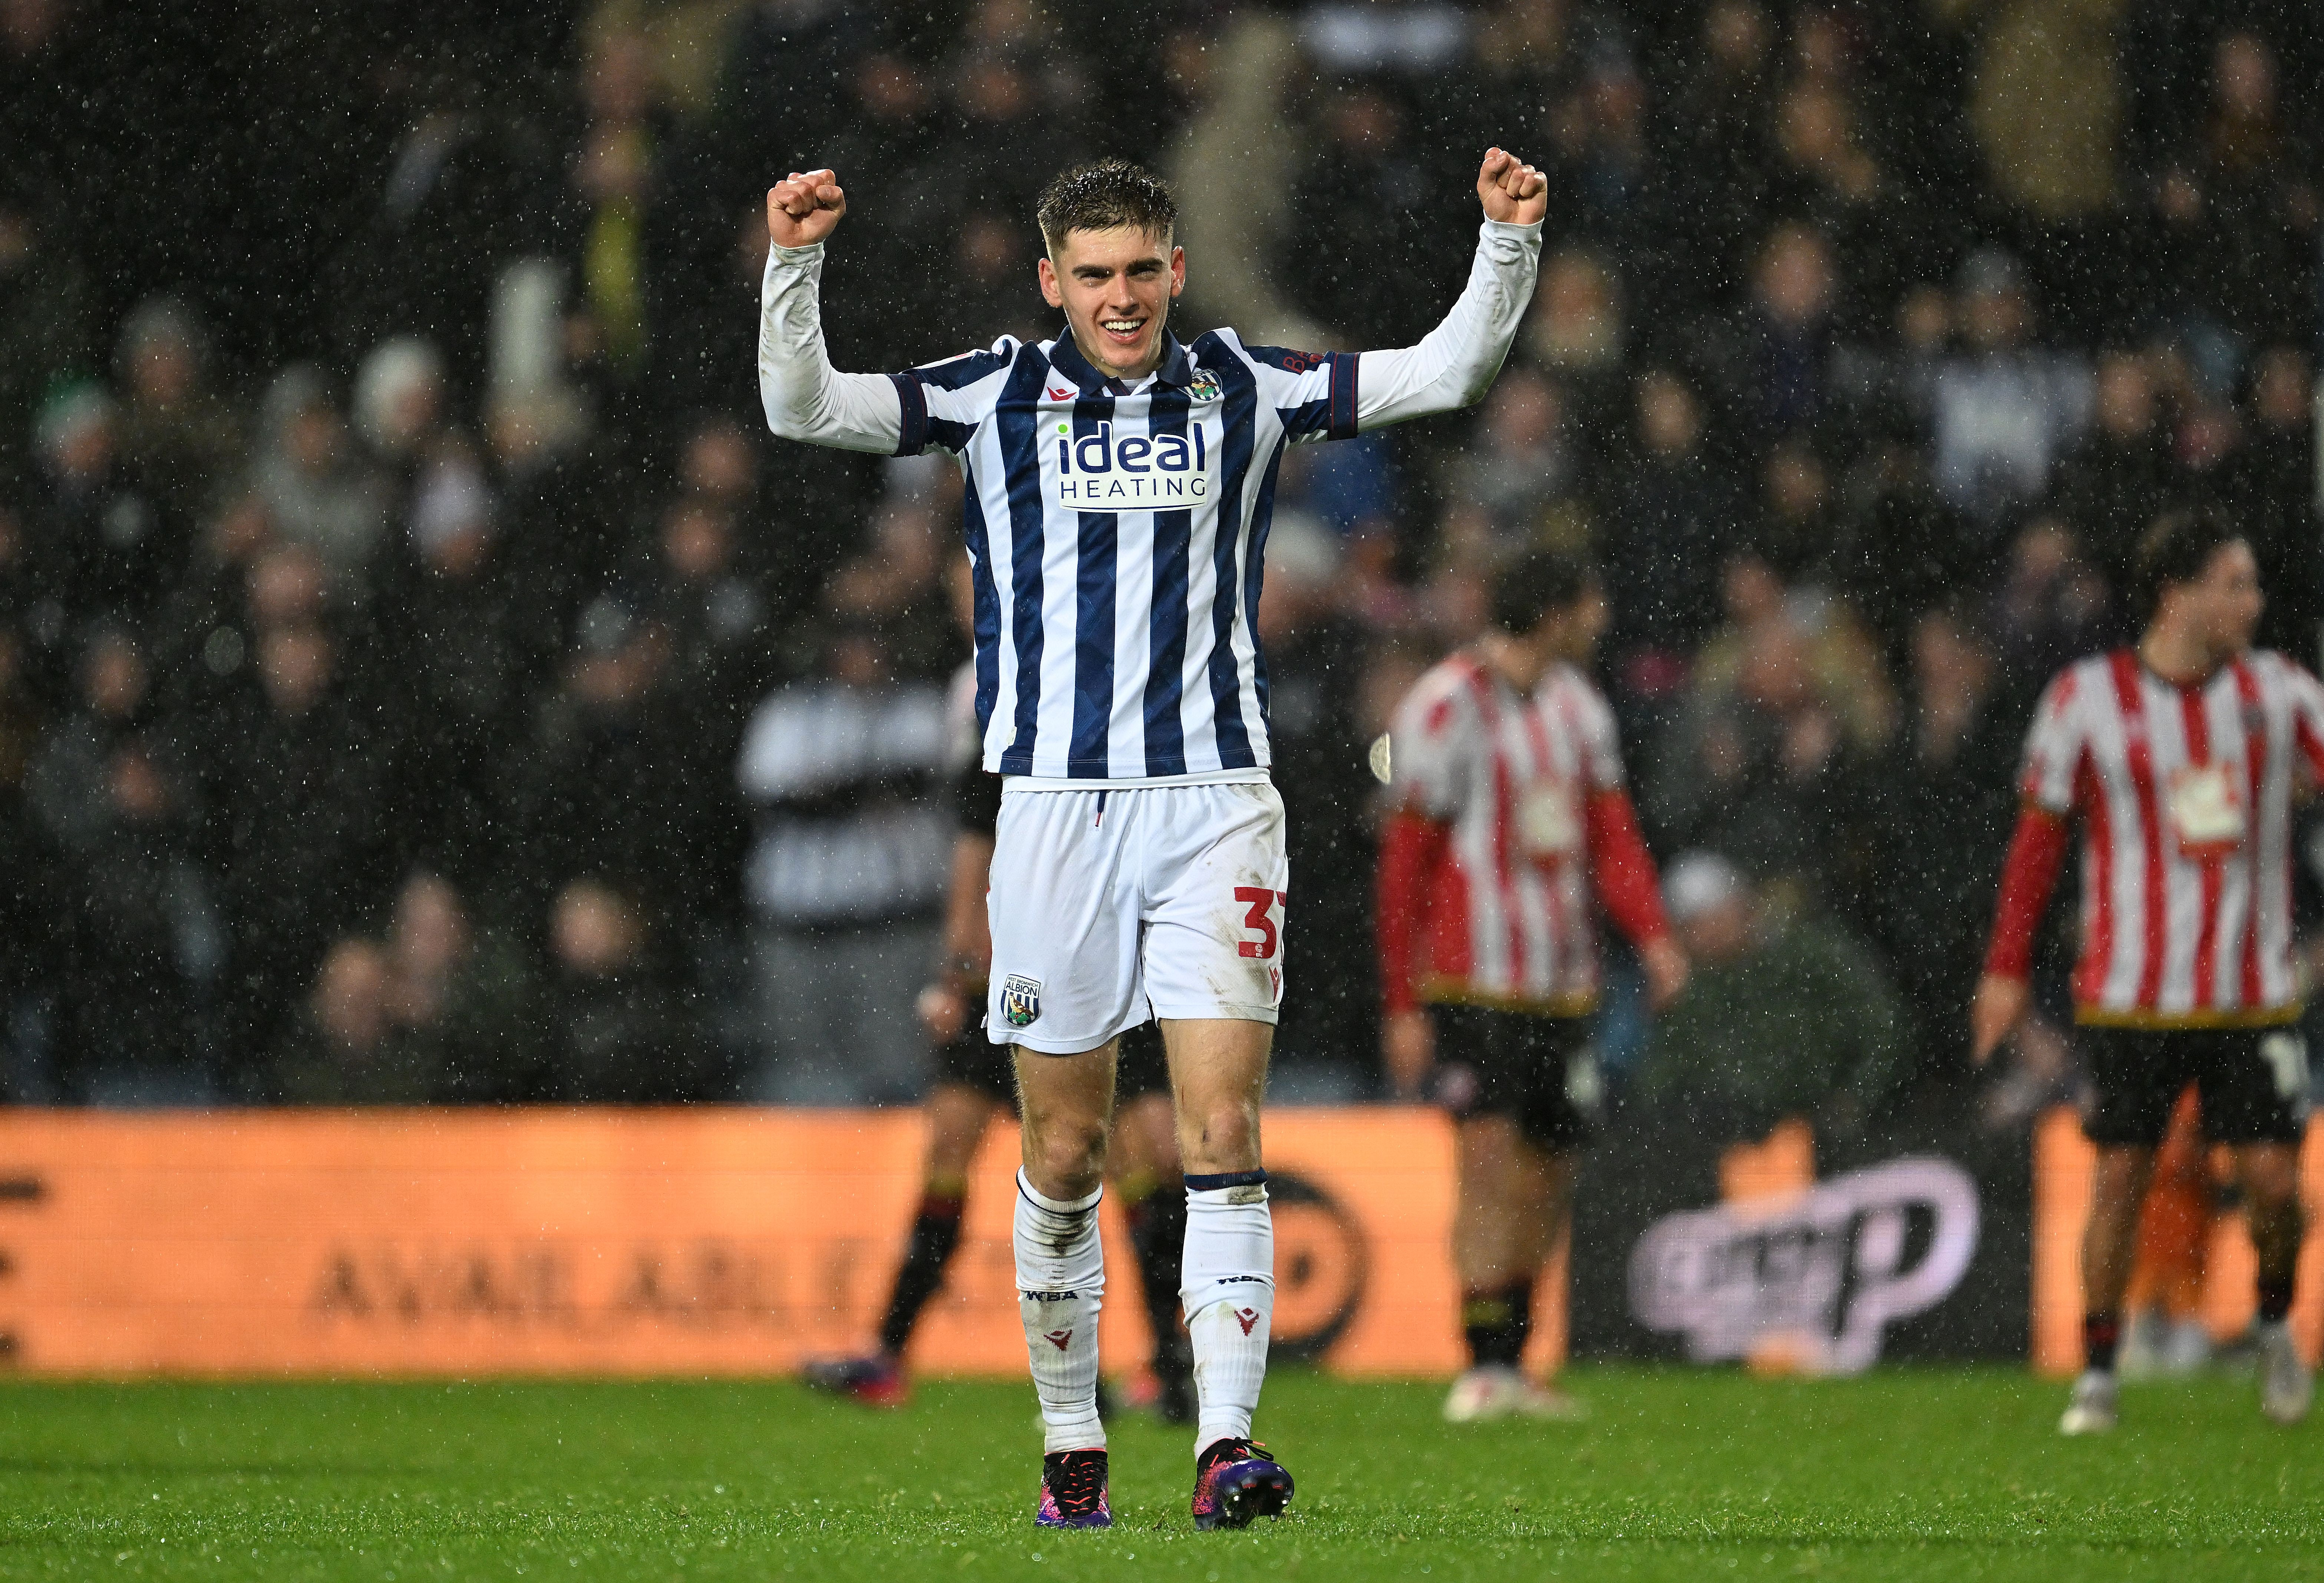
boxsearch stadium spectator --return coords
[737,623,951,1104]
[1437,366,1576,567]
[2047,348,2171,592]
[1655,0,1775,307]
[1520,247,1625,438]
[1919,249,2093,528]
[1858,601,2026,1097]
[1287,84,1443,346]
[1596,369,1741,709]
[1634,850,1905,1145]
[205,621,390,1071]
[538,875,715,1101]
[0,181,93,500]
[1703,222,1843,448]
[379,869,537,1102]
[2150,30,2318,354]
[27,385,180,629]
[263,937,432,1104]
[113,296,243,538]
[2227,345,2320,657]
[372,454,556,892]
[1647,554,1893,896]
[251,367,388,597]
[24,635,219,1104]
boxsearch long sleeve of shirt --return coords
[757,240,905,454]
[1353,218,1543,430]
[1377,811,1449,1016]
[1983,803,2071,979]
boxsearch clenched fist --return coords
[1476,147,1548,227]
[768,169,847,249]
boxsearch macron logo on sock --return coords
[1235,1308,1260,1336]
[1044,1329,1074,1351]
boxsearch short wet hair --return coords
[1036,159,1178,253]
[2133,506,2245,623]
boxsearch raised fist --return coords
[1476,148,1548,227]
[768,169,847,249]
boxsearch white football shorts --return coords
[987,780,1289,1053]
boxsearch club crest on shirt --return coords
[1188,372,1222,402]
[1001,973,1043,1028]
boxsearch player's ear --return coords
[1037,254,1064,309]
[1171,244,1186,298]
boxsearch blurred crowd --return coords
[1,0,2318,1120]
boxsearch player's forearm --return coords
[1983,804,2071,979]
[1584,790,1671,948]
[758,241,904,453]
[1353,218,1543,430]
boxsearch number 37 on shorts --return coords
[986,782,1290,1052]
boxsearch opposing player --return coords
[763,150,1546,1527]
[805,640,1195,1419]
[1377,551,1687,1422]
[1973,507,2317,1433]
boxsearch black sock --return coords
[2083,1312,2121,1373]
[1462,1280,1534,1369]
[1125,1179,1192,1383]
[876,1191,965,1356]
[2258,1277,2295,1326]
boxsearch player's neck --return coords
[1477,632,1550,693]
[2137,625,2233,687]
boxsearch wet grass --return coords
[0,1366,2316,1580]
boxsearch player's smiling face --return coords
[1037,225,1185,382]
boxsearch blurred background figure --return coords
[737,623,949,1105]
[1633,851,1905,1148]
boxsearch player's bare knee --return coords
[1179,1098,1261,1175]
[1026,1114,1108,1197]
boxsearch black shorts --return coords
[2078,1023,2312,1147]
[1429,1005,1600,1151]
[932,1019,1171,1108]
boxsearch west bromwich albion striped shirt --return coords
[760,217,1543,784]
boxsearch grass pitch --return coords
[0,1367,2317,1581]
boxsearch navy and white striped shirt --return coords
[762,218,1543,784]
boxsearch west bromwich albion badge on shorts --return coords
[1001,973,1043,1028]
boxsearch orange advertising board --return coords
[2030,1108,2324,1375]
[0,1107,1495,1378]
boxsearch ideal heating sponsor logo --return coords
[1049,420,1214,509]
[1628,1157,1980,1374]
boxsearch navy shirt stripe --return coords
[1143,386,1193,776]
[962,458,1003,739]
[1067,393,1119,776]
[1203,344,1259,769]
[995,347,1052,775]
[1244,433,1291,731]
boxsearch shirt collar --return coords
[1047,327,1194,394]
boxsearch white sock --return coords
[1181,1171,1274,1455]
[1013,1169,1106,1453]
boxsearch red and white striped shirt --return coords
[1378,652,1667,1016]
[2001,647,2324,1026]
